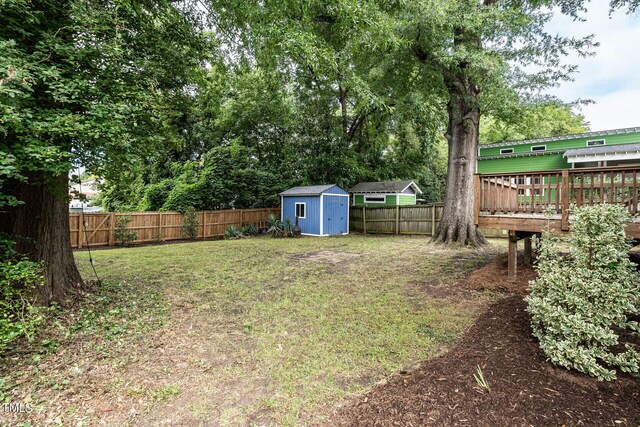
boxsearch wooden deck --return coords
[474,165,640,276]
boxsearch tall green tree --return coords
[480,102,590,144]
[406,0,638,245]
[0,0,207,304]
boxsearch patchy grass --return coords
[1,235,502,426]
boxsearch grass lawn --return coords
[1,235,502,426]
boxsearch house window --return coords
[518,188,544,196]
[586,139,605,147]
[295,202,306,219]
[500,148,514,154]
[364,195,386,203]
[515,177,543,196]
[516,177,540,185]
[531,145,546,152]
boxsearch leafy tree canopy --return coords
[480,102,590,144]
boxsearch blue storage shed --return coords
[279,184,349,236]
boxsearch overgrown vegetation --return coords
[526,205,640,380]
[180,206,199,239]
[0,239,44,354]
[114,216,137,247]
[0,278,167,404]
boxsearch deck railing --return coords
[474,165,640,231]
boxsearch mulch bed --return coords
[463,250,536,295]
[329,257,640,427]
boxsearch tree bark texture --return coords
[432,74,487,247]
[1,172,88,305]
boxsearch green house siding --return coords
[477,153,569,173]
[353,194,415,206]
[480,132,640,157]
[478,130,640,174]
[398,195,416,205]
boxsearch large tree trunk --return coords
[2,171,88,305]
[432,75,487,247]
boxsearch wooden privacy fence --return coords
[70,208,280,248]
[350,204,507,237]
[350,204,444,235]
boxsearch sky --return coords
[545,1,640,131]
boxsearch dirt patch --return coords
[328,295,640,427]
[291,250,364,264]
[463,250,537,295]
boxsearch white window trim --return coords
[295,202,306,219]
[531,145,546,152]
[586,139,606,147]
[363,195,387,203]
[500,148,514,154]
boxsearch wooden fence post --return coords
[363,206,367,234]
[78,211,84,249]
[159,212,165,241]
[395,205,400,235]
[431,204,436,235]
[199,211,205,238]
[561,169,569,231]
[473,175,480,226]
[109,212,115,246]
[153,212,158,240]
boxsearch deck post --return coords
[561,169,569,231]
[508,230,518,279]
[523,237,532,266]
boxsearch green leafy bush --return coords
[0,240,45,353]
[161,181,204,212]
[224,226,244,240]
[526,204,640,380]
[267,214,283,238]
[140,179,175,211]
[114,216,138,246]
[181,206,199,239]
[281,217,293,237]
[242,223,259,236]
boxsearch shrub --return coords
[0,239,45,353]
[140,179,175,211]
[161,182,204,212]
[224,226,244,240]
[267,214,283,238]
[114,216,138,246]
[525,204,640,380]
[281,217,293,237]
[181,206,199,239]
[242,223,258,236]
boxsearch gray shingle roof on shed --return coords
[564,142,640,158]
[279,184,337,196]
[349,180,422,194]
